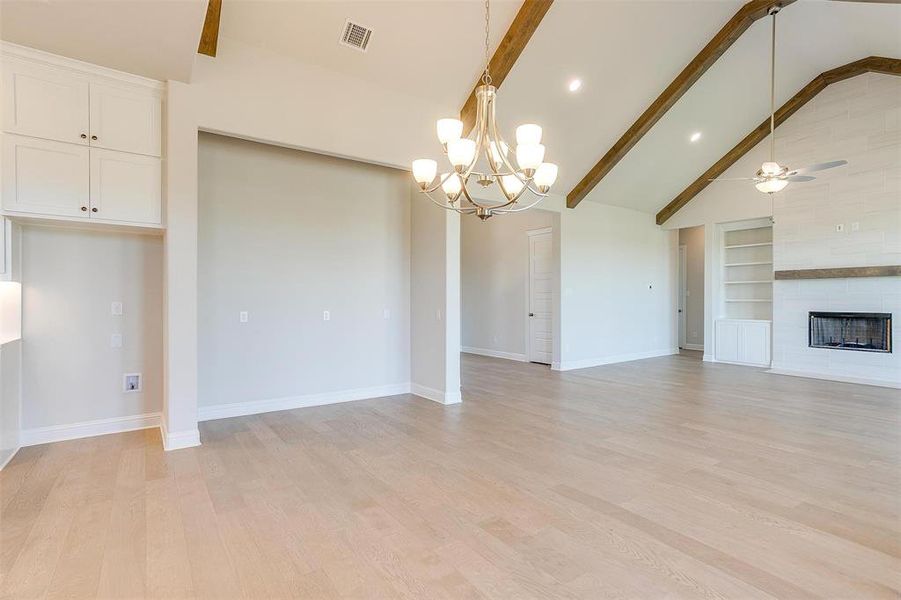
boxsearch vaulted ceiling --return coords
[2,0,898,219]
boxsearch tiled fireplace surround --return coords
[769,73,900,387]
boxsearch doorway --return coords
[527,227,553,364]
[677,225,705,354]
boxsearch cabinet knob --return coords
[80,133,87,139]
[81,206,87,211]
[91,135,98,141]
[91,207,98,213]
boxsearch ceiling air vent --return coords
[339,19,372,52]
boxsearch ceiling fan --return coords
[712,5,847,194]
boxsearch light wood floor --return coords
[2,352,899,599]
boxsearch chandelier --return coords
[411,0,558,220]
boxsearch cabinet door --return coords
[739,322,771,366]
[89,83,161,156]
[715,320,740,363]
[2,60,89,145]
[89,149,161,225]
[2,134,90,218]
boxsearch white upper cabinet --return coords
[89,83,161,157]
[89,149,161,224]
[2,134,90,218]
[2,59,89,145]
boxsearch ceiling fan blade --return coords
[785,175,816,182]
[793,159,848,174]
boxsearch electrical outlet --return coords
[436,309,442,321]
[111,301,123,316]
[851,222,860,231]
[110,333,122,348]
[123,373,142,393]
[383,309,390,320]
[323,310,330,321]
[239,311,248,323]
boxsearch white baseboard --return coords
[682,343,704,352]
[0,447,19,471]
[767,367,901,389]
[160,423,201,451]
[411,383,462,405]
[552,348,679,372]
[702,354,714,362]
[20,412,160,447]
[198,382,413,422]
[461,347,527,362]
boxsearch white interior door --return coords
[528,230,553,364]
[678,245,686,349]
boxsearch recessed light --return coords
[568,79,582,92]
[690,131,702,143]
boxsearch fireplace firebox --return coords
[809,312,892,353]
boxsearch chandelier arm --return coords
[422,189,476,215]
[422,171,460,194]
[459,179,490,210]
[492,193,548,214]
[487,94,529,184]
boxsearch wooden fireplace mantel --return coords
[774,266,901,280]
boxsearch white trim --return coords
[411,383,462,405]
[20,412,160,447]
[198,382,413,422]
[1,41,164,90]
[767,367,901,390]
[552,348,679,372]
[702,354,714,362]
[683,343,705,351]
[526,226,553,237]
[462,347,527,362]
[160,423,201,451]
[0,447,19,471]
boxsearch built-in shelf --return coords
[725,261,773,267]
[774,265,901,280]
[725,280,771,285]
[725,242,773,249]
[725,299,772,303]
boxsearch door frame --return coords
[526,226,553,364]
[678,244,687,349]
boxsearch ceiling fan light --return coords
[515,124,542,146]
[534,163,558,189]
[412,159,437,187]
[436,118,464,145]
[516,143,545,171]
[755,178,788,194]
[447,138,477,169]
[761,161,782,176]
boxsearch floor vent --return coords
[340,20,372,52]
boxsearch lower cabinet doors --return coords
[715,319,771,367]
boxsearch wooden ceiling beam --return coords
[460,0,554,134]
[655,56,901,225]
[198,0,222,57]
[566,0,796,209]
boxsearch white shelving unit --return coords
[714,219,773,366]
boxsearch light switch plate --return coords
[111,333,123,348]
[383,309,390,320]
[111,301,123,316]
[239,311,248,323]
[323,310,330,321]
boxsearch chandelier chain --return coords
[482,0,492,85]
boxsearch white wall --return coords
[21,226,163,430]
[558,202,678,370]
[679,225,705,349]
[197,133,411,415]
[411,192,461,404]
[666,72,900,385]
[461,209,556,361]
